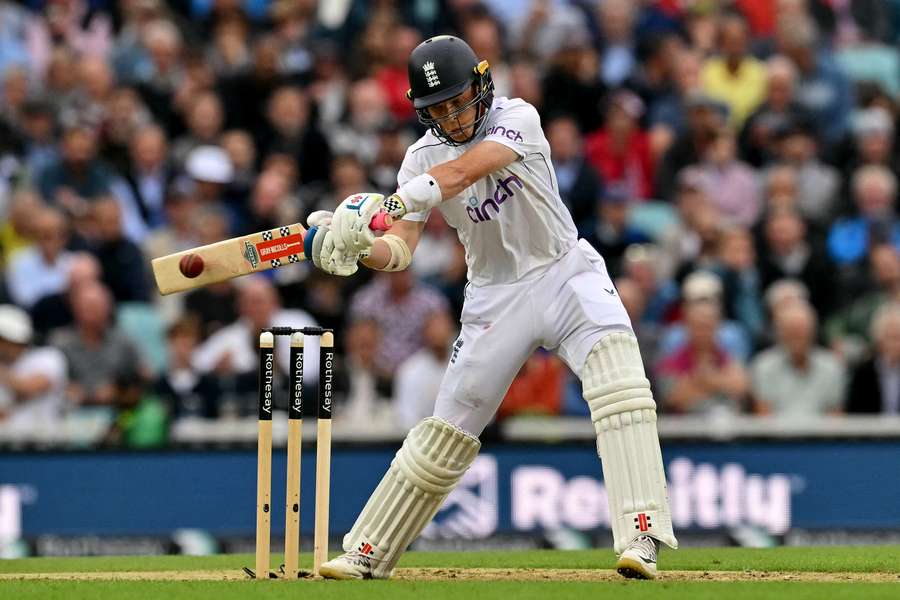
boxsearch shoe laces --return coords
[630,535,659,561]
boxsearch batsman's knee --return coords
[581,331,655,423]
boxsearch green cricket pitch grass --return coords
[1,546,899,599]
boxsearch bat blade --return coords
[152,223,308,295]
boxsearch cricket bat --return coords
[151,213,392,295]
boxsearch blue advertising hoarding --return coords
[1,441,898,545]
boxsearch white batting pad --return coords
[583,331,678,554]
[342,416,481,577]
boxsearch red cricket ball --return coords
[179,253,204,278]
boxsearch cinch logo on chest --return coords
[466,174,524,223]
[485,125,524,142]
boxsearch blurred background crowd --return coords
[0,0,899,447]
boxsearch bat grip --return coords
[369,212,393,231]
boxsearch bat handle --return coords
[369,212,393,231]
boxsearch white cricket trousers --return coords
[434,239,633,435]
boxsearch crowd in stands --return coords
[0,0,899,446]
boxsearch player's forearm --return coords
[361,238,393,270]
[428,161,474,199]
[393,142,518,215]
[360,220,422,271]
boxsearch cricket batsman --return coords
[303,35,677,580]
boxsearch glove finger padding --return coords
[307,210,334,228]
[333,193,384,255]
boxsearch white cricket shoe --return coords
[616,535,660,580]
[318,551,378,580]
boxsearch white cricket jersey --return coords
[399,97,579,286]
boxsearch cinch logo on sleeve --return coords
[466,174,524,223]
[485,125,524,142]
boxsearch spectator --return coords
[700,13,766,127]
[585,90,654,200]
[171,91,225,167]
[37,125,112,208]
[245,169,300,235]
[17,99,59,175]
[826,244,900,360]
[154,317,220,419]
[192,276,316,378]
[596,0,638,88]
[840,107,899,189]
[110,123,175,242]
[209,15,252,77]
[498,350,565,420]
[260,85,332,184]
[220,129,257,194]
[51,280,144,407]
[6,207,75,309]
[328,79,391,167]
[656,296,750,415]
[772,120,840,226]
[509,0,591,64]
[106,367,168,448]
[764,279,811,318]
[548,115,603,236]
[759,208,834,317]
[349,270,449,376]
[698,128,762,227]
[615,276,662,371]
[102,87,154,167]
[394,309,455,429]
[184,145,235,223]
[84,197,150,303]
[585,187,651,278]
[335,319,393,424]
[647,47,703,155]
[628,32,684,122]
[540,35,606,132]
[762,163,802,216]
[846,302,900,414]
[30,252,103,339]
[133,19,185,131]
[0,305,67,434]
[713,227,766,345]
[777,15,853,145]
[372,25,420,123]
[26,0,112,75]
[659,271,752,363]
[62,56,116,132]
[142,179,200,263]
[750,301,845,416]
[655,92,727,200]
[463,11,511,97]
[218,36,287,133]
[658,168,722,280]
[739,56,812,167]
[621,244,680,327]
[828,166,899,265]
[0,189,44,268]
